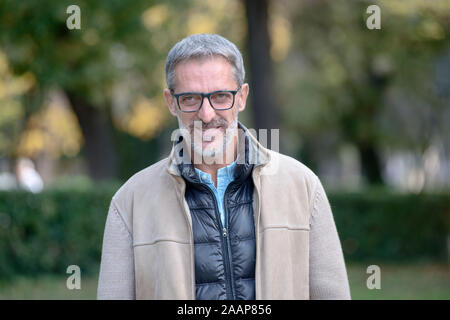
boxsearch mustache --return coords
[188,118,229,131]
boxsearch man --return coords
[97,34,351,300]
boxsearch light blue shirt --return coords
[194,160,237,228]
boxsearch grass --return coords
[0,274,98,300]
[0,263,449,299]
[347,263,450,300]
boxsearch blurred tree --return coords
[280,0,450,185]
[0,0,178,180]
[0,0,251,182]
[15,91,84,160]
[244,0,281,140]
[0,50,34,163]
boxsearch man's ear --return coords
[237,83,249,112]
[164,88,178,116]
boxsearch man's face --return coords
[164,56,249,160]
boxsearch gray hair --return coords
[165,34,245,90]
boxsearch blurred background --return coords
[0,0,449,299]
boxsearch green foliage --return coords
[329,190,450,263]
[0,186,116,281]
[0,187,449,282]
[0,0,166,101]
[0,0,246,178]
[0,0,242,110]
[279,0,450,171]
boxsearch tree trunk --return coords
[66,92,118,181]
[356,140,383,185]
[244,0,280,147]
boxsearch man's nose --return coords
[197,96,216,123]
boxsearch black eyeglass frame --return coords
[170,86,242,113]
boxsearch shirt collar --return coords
[194,159,238,184]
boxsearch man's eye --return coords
[214,92,231,99]
[181,95,195,101]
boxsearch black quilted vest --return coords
[177,132,256,300]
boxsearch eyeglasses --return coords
[170,86,241,113]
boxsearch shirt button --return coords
[202,174,207,181]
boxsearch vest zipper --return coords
[223,184,237,299]
[201,183,236,300]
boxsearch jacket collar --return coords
[166,121,271,183]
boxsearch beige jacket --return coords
[97,125,351,300]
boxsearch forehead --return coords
[173,56,236,92]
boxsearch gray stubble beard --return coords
[177,114,238,165]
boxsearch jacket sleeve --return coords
[309,177,351,300]
[97,200,136,299]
